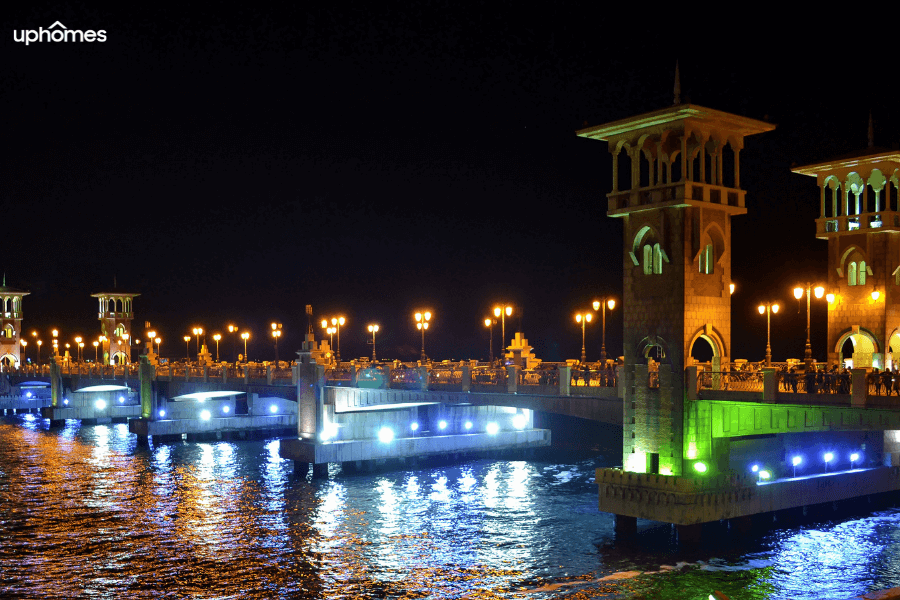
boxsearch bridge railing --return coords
[698,371,764,392]
[429,367,462,390]
[390,367,424,390]
[325,367,353,386]
[470,367,506,391]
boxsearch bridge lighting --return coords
[826,293,835,303]
[512,414,527,430]
[574,311,594,363]
[95,399,106,410]
[438,420,448,430]
[63,398,69,406]
[25,392,31,398]
[158,410,166,418]
[410,422,419,432]
[872,290,881,301]
[693,461,708,474]
[464,421,473,430]
[118,396,124,403]
[751,464,759,472]
[850,452,860,468]
[222,406,230,414]
[824,452,834,471]
[269,404,278,414]
[792,455,802,477]
[378,427,394,444]
[759,470,771,481]
[414,311,432,362]
[486,422,499,435]
[200,409,211,420]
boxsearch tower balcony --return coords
[607,181,746,217]
[98,312,134,319]
[816,211,900,239]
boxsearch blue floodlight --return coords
[269,405,277,414]
[751,464,759,473]
[486,422,499,435]
[158,409,166,418]
[850,452,860,469]
[792,455,802,477]
[512,414,527,430]
[438,420,447,430]
[464,421,473,430]
[222,406,230,414]
[200,410,211,420]
[95,399,106,410]
[824,452,834,472]
[378,427,394,444]
[410,422,419,431]
[118,396,125,403]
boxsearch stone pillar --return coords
[685,366,698,401]
[203,365,209,382]
[507,365,519,393]
[184,365,190,382]
[222,365,228,383]
[243,364,250,384]
[851,368,868,407]
[559,365,570,396]
[139,355,155,419]
[349,361,358,387]
[417,365,429,391]
[461,364,470,392]
[297,361,325,440]
[50,358,61,407]
[266,364,273,385]
[247,392,257,416]
[762,368,776,403]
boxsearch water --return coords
[2,415,900,599]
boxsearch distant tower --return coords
[91,292,139,364]
[0,278,30,367]
[792,145,900,369]
[577,103,773,475]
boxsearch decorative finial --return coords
[673,61,681,105]
[868,110,874,148]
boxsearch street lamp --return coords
[184,335,191,360]
[155,337,161,358]
[213,333,222,362]
[493,305,513,357]
[74,336,82,362]
[228,324,238,363]
[271,323,282,367]
[321,317,345,363]
[192,327,203,356]
[36,339,42,366]
[415,311,431,362]
[484,318,496,365]
[757,302,780,367]
[575,311,594,363]
[20,340,26,365]
[367,324,379,361]
[93,340,99,362]
[241,331,250,362]
[323,324,336,355]
[78,342,84,362]
[793,283,825,369]
[592,297,616,363]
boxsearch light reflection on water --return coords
[2,416,900,599]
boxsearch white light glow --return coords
[200,410,211,420]
[486,422,499,435]
[512,414,527,430]
[222,406,230,414]
[63,399,69,406]
[77,385,129,392]
[378,427,394,443]
[464,421,472,430]
[824,452,834,462]
[118,396,125,403]
[269,404,277,413]
[410,422,419,431]
[95,399,106,410]
[159,410,166,418]
[438,420,447,430]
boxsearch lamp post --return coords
[192,327,203,356]
[592,297,616,363]
[415,311,431,362]
[271,323,282,367]
[213,333,222,362]
[147,331,156,357]
[20,340,26,365]
[324,325,336,355]
[321,317,344,363]
[36,339,42,366]
[52,329,59,357]
[493,305,513,358]
[93,340,99,363]
[793,283,825,369]
[575,311,593,363]
[757,302,780,367]
[78,342,84,362]
[367,324,379,361]
[184,335,191,360]
[74,337,82,362]
[484,318,496,365]
[241,331,250,362]
[155,337,161,358]
[228,324,238,363]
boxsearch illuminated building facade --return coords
[91,291,139,364]
[0,279,30,367]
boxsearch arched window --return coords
[114,324,126,338]
[653,243,663,274]
[699,243,714,274]
[848,262,858,286]
[2,325,14,339]
[859,261,867,285]
[643,244,653,275]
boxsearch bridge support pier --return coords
[614,514,636,537]
[676,523,702,545]
[312,462,328,478]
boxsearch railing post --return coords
[244,364,250,384]
[559,365,571,396]
[417,365,429,391]
[685,366,698,401]
[266,364,273,385]
[222,365,227,383]
[851,368,868,407]
[461,364,470,392]
[507,365,519,393]
[762,368,776,403]
[203,364,209,383]
[184,364,190,382]
[349,361,358,387]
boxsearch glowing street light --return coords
[36,339,42,366]
[574,311,593,363]
[92,340,99,363]
[824,452,834,472]
[793,283,825,369]
[271,323,282,367]
[592,297,616,363]
[415,311,431,362]
[241,331,250,362]
[184,335,191,360]
[155,337,162,357]
[850,452,860,469]
[228,324,238,363]
[321,317,345,363]
[213,333,222,362]
[792,455,802,477]
[757,302,779,366]
[493,305,513,358]
[367,324,379,361]
[484,317,496,365]
[20,340,26,365]
[74,336,82,362]
[192,327,204,356]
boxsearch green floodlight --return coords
[693,461,708,474]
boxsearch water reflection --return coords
[3,414,900,598]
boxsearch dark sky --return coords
[3,4,898,364]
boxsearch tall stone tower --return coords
[0,278,30,367]
[577,103,773,476]
[91,292,139,364]
[792,147,900,369]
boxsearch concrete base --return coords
[129,415,296,439]
[42,404,141,422]
[279,429,551,466]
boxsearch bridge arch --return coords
[688,326,725,365]
[835,328,880,368]
[112,351,128,365]
[636,335,670,363]
[0,353,18,368]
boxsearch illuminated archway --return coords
[835,328,880,368]
[112,351,128,365]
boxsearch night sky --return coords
[4,5,899,364]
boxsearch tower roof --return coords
[792,147,900,179]
[577,103,775,141]
[0,286,30,296]
[91,292,140,298]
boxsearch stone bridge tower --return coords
[0,278,30,367]
[91,291,139,364]
[792,146,900,369]
[577,103,773,476]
